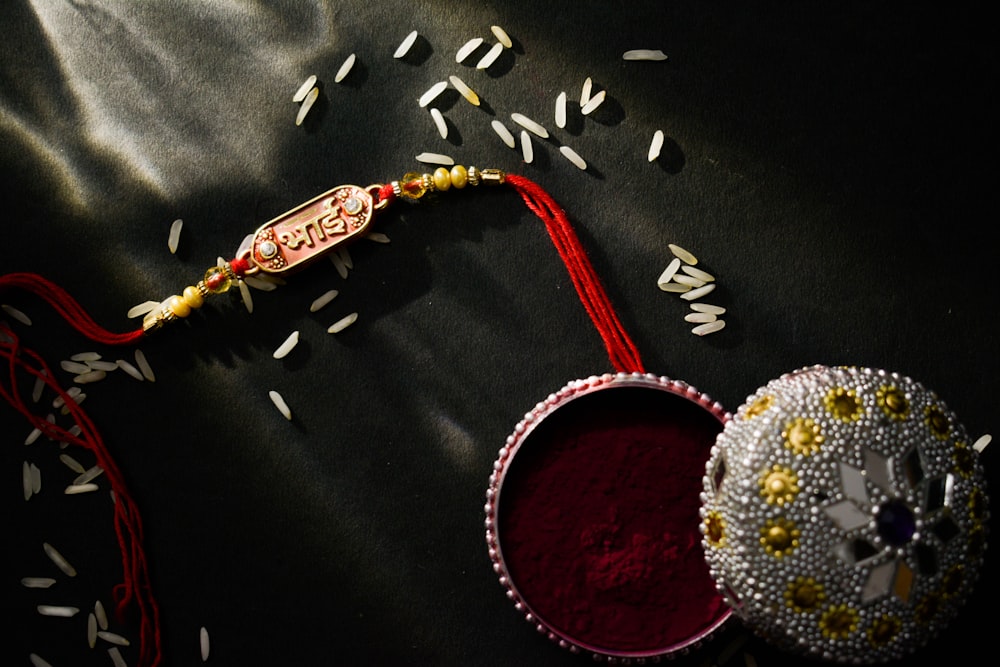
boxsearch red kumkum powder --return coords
[495,385,730,655]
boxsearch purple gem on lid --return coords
[876,500,916,546]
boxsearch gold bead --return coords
[433,167,452,191]
[182,285,204,309]
[401,172,426,198]
[203,267,232,294]
[167,295,191,318]
[450,165,468,188]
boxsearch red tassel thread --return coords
[2,172,640,667]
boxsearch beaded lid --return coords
[700,365,990,663]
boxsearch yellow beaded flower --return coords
[819,604,860,640]
[782,418,824,456]
[876,385,909,420]
[760,517,800,558]
[743,394,773,419]
[784,577,825,613]
[867,615,902,647]
[825,387,863,422]
[925,405,951,440]
[703,511,726,547]
[953,441,976,478]
[760,465,800,506]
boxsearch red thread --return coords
[504,174,644,374]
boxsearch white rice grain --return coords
[659,283,692,294]
[108,646,128,667]
[32,373,46,402]
[656,258,682,289]
[511,112,548,138]
[244,275,278,291]
[555,91,567,129]
[623,49,668,61]
[295,86,319,126]
[580,77,593,106]
[134,349,155,382]
[309,290,339,313]
[692,319,726,336]
[337,247,353,270]
[682,265,716,282]
[74,464,105,486]
[74,370,107,384]
[87,360,119,372]
[559,145,587,170]
[490,120,516,148]
[168,219,183,254]
[2,303,32,325]
[29,654,54,667]
[292,74,317,102]
[25,424,43,445]
[491,25,513,48]
[519,130,534,164]
[200,626,211,661]
[239,279,253,312]
[448,75,480,106]
[38,605,80,617]
[668,243,698,265]
[680,283,717,301]
[23,461,33,500]
[268,390,292,421]
[88,612,98,647]
[394,30,418,59]
[71,351,102,362]
[327,312,358,334]
[95,599,109,630]
[30,462,41,493]
[476,41,504,70]
[330,252,349,279]
[672,274,706,287]
[648,129,664,162]
[691,303,727,315]
[973,434,992,453]
[60,360,91,375]
[43,542,77,577]
[365,232,391,244]
[418,80,448,107]
[580,89,606,115]
[21,577,57,588]
[455,37,483,63]
[97,630,131,646]
[273,331,300,359]
[116,359,145,382]
[684,312,718,324]
[415,152,455,166]
[334,53,356,83]
[430,107,449,139]
[65,483,100,495]
[127,301,160,319]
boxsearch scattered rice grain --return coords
[60,360,91,375]
[679,283,717,301]
[98,630,131,646]
[273,330,300,359]
[74,370,107,384]
[656,259,682,288]
[65,483,100,495]
[2,303,32,325]
[623,49,668,61]
[684,312,718,324]
[455,37,484,63]
[59,453,86,473]
[476,41,504,70]
[23,461,33,500]
[268,390,292,421]
[580,89,606,115]
[519,130,534,164]
[74,464,105,486]
[95,599,108,629]
[491,25,513,48]
[490,120,516,148]
[38,605,80,617]
[394,30,418,59]
[295,86,319,126]
[659,282,691,293]
[330,251,349,279]
[337,247,353,269]
[681,265,715,282]
[29,654,54,667]
[70,351,102,362]
[415,152,455,166]
[134,349,155,382]
[25,425,43,445]
[334,53,356,83]
[88,612,98,647]
[309,290,339,312]
[690,303,726,315]
[168,219,183,254]
[430,107,449,139]
[365,231,391,244]
[672,274,706,287]
[692,319,727,336]
[555,91,567,128]
[30,462,41,493]
[559,145,588,170]
[42,542,76,577]
[668,243,698,265]
[116,359,145,382]
[327,312,358,334]
[108,646,128,667]
[32,373,46,402]
[511,112,548,138]
[292,74,317,102]
[973,434,992,453]
[21,577,57,588]
[87,360,119,372]
[239,279,253,312]
[648,129,664,162]
[580,77,593,106]
[200,626,211,661]
[418,80,448,107]
[127,301,160,319]
[448,75,480,106]
[244,275,278,291]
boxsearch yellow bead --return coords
[433,167,452,191]
[203,267,232,294]
[167,295,191,318]
[182,285,204,309]
[450,165,468,188]
[401,172,426,198]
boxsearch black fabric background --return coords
[2,2,996,666]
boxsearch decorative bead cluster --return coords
[392,165,505,200]
[700,365,990,663]
[142,261,243,333]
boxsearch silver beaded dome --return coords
[700,365,989,663]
